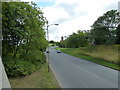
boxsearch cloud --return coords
[103,1,119,11]
[43,7,70,23]
[36,0,120,41]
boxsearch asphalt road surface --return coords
[46,48,118,88]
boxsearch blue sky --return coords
[36,2,54,8]
[25,0,120,41]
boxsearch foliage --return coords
[115,24,120,44]
[59,30,89,48]
[49,40,55,43]
[2,2,47,77]
[9,63,59,88]
[3,57,36,77]
[58,10,120,47]
[91,10,120,45]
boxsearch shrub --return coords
[3,56,45,77]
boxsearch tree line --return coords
[2,2,48,77]
[58,10,120,48]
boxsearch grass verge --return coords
[9,63,59,88]
[56,47,120,70]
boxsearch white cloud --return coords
[23,0,120,41]
[43,7,70,23]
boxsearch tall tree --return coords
[116,24,120,44]
[91,10,120,45]
[2,2,48,76]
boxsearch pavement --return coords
[46,48,118,88]
[0,57,11,89]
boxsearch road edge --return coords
[45,52,61,88]
[49,65,62,88]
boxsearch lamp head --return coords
[54,24,59,25]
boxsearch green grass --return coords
[78,45,119,64]
[56,46,120,70]
[9,63,59,88]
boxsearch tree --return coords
[116,24,120,44]
[49,40,55,43]
[2,2,48,77]
[60,30,89,48]
[91,10,120,45]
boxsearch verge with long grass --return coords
[9,63,59,88]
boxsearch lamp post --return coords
[47,23,59,72]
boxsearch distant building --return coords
[118,1,120,12]
[60,36,64,42]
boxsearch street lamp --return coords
[47,23,59,72]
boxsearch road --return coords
[47,48,118,88]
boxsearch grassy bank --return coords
[56,45,120,70]
[9,63,59,88]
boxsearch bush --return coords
[3,55,45,77]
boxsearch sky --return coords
[22,0,120,42]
